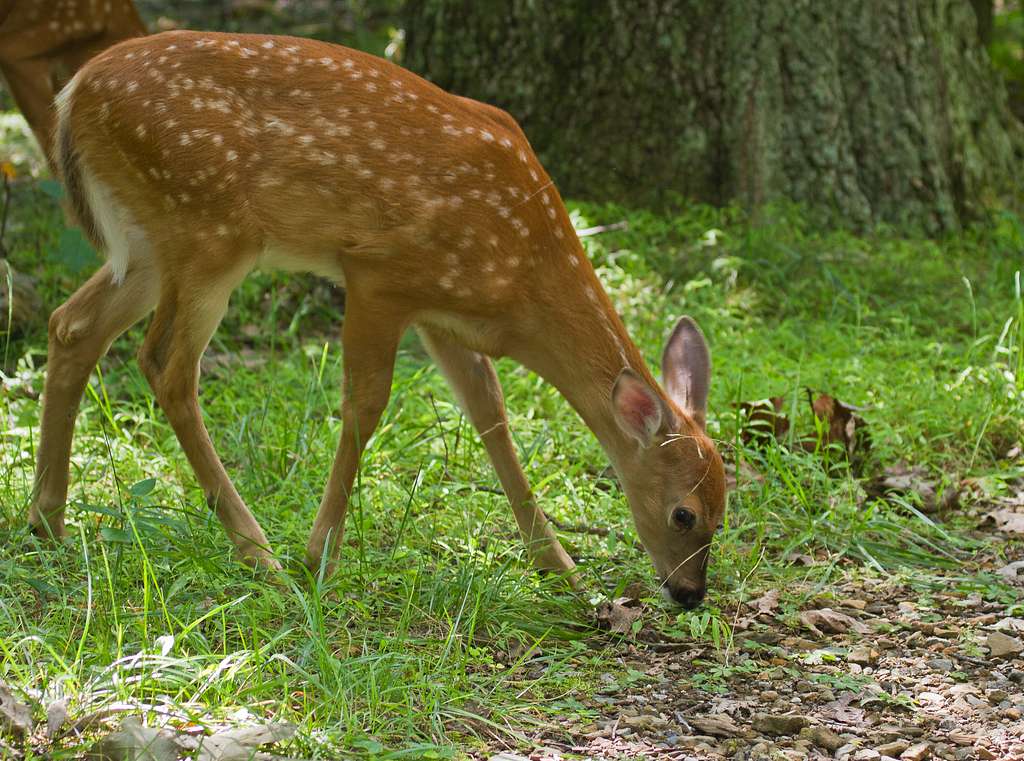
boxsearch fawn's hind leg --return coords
[136,252,277,568]
[30,261,159,539]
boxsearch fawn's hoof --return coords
[236,547,282,572]
[28,520,68,542]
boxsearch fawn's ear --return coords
[612,369,669,447]
[662,316,711,430]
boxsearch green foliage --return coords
[1,172,1022,754]
[991,2,1024,94]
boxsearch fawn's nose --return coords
[667,584,706,610]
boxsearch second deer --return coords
[33,30,727,608]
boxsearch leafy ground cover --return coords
[1,130,1023,759]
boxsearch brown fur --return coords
[0,0,145,164]
[30,30,727,602]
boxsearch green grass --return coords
[1,148,1023,757]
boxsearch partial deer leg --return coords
[0,58,56,159]
[137,258,276,568]
[30,262,159,539]
[305,295,405,575]
[417,327,576,579]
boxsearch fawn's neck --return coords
[513,266,657,478]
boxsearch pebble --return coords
[837,742,859,758]
[849,646,879,665]
[986,631,1024,658]
[876,740,909,756]
[985,688,1008,703]
[900,742,931,760]
[800,725,844,751]
[752,713,810,736]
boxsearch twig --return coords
[576,220,628,238]
[0,170,11,259]
[543,511,640,548]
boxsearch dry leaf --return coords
[982,509,1024,534]
[803,391,871,467]
[748,589,781,615]
[821,693,866,726]
[46,698,68,739]
[736,397,790,444]
[86,718,179,761]
[595,597,642,635]
[687,714,741,737]
[0,682,33,738]
[865,464,959,514]
[799,608,870,636]
[996,560,1024,583]
[195,722,297,761]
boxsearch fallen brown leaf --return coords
[799,608,870,636]
[865,464,959,514]
[801,391,871,470]
[0,682,33,738]
[595,597,642,635]
[736,396,789,445]
[687,714,742,737]
[996,560,1024,583]
[748,589,781,616]
[982,508,1024,534]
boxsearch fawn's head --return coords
[611,317,726,609]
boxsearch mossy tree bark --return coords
[404,1,1022,232]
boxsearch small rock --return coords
[986,688,1009,703]
[876,740,910,756]
[986,631,1024,658]
[752,713,810,736]
[849,646,879,665]
[800,725,845,752]
[688,715,740,737]
[946,732,975,746]
[901,743,931,761]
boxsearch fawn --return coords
[31,30,726,608]
[0,0,146,161]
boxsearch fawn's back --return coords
[60,30,572,328]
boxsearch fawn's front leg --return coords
[417,326,577,581]
[305,297,405,576]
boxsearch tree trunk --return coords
[403,0,1023,232]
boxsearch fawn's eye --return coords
[672,507,696,530]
